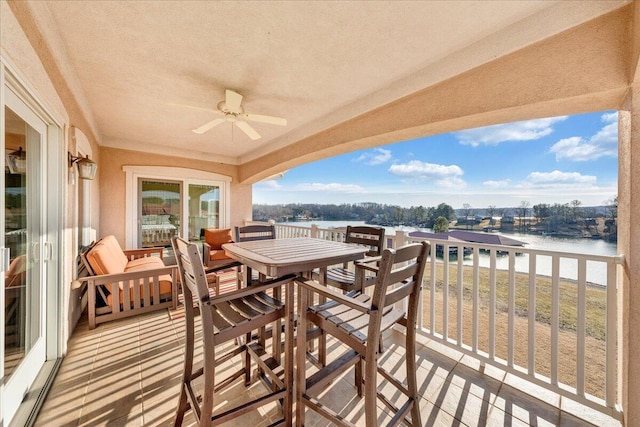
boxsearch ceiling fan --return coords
[191,89,287,140]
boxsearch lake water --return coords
[277,220,619,286]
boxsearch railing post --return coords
[394,230,406,248]
[310,224,319,239]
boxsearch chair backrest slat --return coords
[370,241,429,313]
[172,236,211,303]
[344,225,385,257]
[235,225,276,242]
[384,279,417,307]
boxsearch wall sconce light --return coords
[68,152,98,180]
[6,147,27,175]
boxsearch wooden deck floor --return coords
[34,309,620,426]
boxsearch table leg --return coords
[318,267,327,367]
[273,284,282,365]
[296,279,309,426]
[284,279,294,427]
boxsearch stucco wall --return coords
[1,2,67,123]
[2,0,106,347]
[1,0,82,345]
[99,146,250,247]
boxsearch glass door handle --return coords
[44,241,53,261]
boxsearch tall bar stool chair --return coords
[171,236,294,426]
[233,224,280,364]
[234,224,276,286]
[311,225,385,366]
[321,225,385,293]
[296,241,430,427]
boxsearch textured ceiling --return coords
[42,1,627,165]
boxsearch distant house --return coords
[502,215,515,224]
[407,231,471,257]
[455,215,482,226]
[448,230,527,247]
[410,230,526,247]
[409,230,526,257]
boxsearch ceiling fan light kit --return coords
[191,89,287,140]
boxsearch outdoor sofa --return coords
[82,235,177,329]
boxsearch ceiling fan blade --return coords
[225,90,243,113]
[192,118,225,134]
[235,120,261,140]
[242,113,287,126]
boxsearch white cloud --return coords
[601,112,618,124]
[355,148,392,165]
[254,180,282,189]
[388,160,466,189]
[549,112,618,161]
[522,170,597,187]
[483,179,511,188]
[295,183,364,192]
[455,116,568,147]
[388,160,463,179]
[549,137,603,161]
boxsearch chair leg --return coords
[405,325,422,426]
[355,357,364,398]
[173,385,188,427]
[176,303,196,426]
[236,266,242,289]
[364,350,379,426]
[245,332,252,386]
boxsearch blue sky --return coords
[253,111,618,209]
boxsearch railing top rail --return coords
[401,235,623,264]
[253,221,623,264]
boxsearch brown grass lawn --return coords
[422,263,608,399]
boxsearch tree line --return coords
[253,197,618,230]
[253,202,457,228]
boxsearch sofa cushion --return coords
[124,256,166,271]
[209,249,232,262]
[86,235,129,275]
[204,228,233,250]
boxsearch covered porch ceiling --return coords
[9,1,637,183]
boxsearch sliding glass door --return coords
[125,166,231,250]
[139,179,181,247]
[188,183,221,241]
[136,178,224,247]
[3,88,48,422]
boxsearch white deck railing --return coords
[250,221,623,418]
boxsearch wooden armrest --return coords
[86,265,177,286]
[123,247,164,259]
[206,259,242,273]
[355,259,380,274]
[202,242,210,263]
[355,255,382,265]
[295,278,370,313]
[207,273,296,304]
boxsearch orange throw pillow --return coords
[204,228,233,250]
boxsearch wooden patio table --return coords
[223,237,368,278]
[222,237,369,375]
